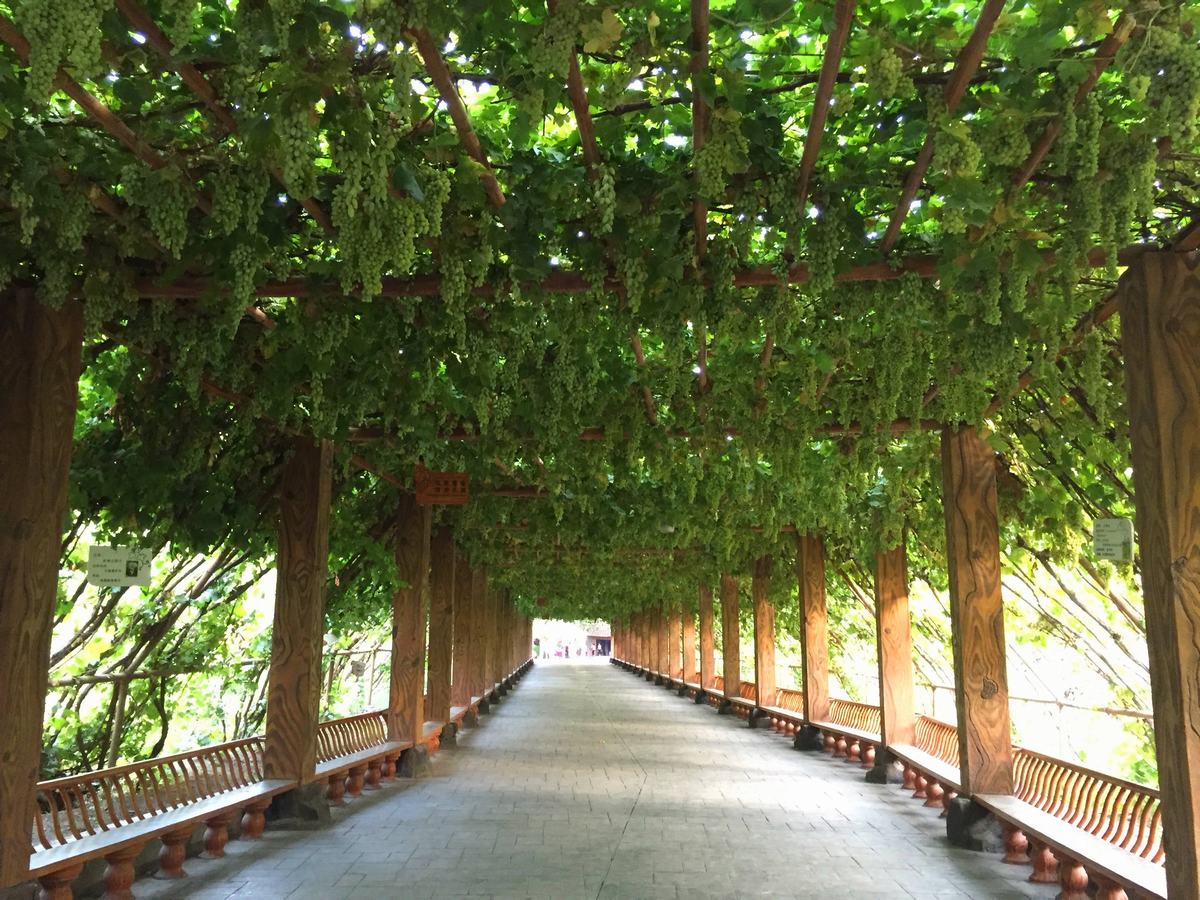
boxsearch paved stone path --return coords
[140,658,1056,899]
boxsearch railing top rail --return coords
[318,709,387,726]
[36,736,264,790]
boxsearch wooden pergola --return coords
[1,0,1198,897]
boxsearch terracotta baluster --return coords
[1092,877,1128,900]
[939,788,957,818]
[241,798,271,839]
[102,844,143,900]
[834,735,848,758]
[365,759,383,790]
[1029,840,1059,884]
[202,812,234,858]
[326,772,347,806]
[901,763,916,791]
[1001,823,1028,865]
[346,764,367,797]
[823,733,836,753]
[923,780,944,809]
[846,739,861,763]
[861,744,875,769]
[37,863,83,900]
[1056,856,1088,900]
[157,825,194,878]
[380,753,398,780]
[912,772,928,800]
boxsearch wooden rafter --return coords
[549,0,657,426]
[132,240,1141,300]
[691,0,710,397]
[410,27,505,208]
[795,0,854,212]
[114,0,334,235]
[877,0,1006,253]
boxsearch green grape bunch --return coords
[16,0,108,101]
[530,0,581,79]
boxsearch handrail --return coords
[776,687,804,714]
[33,736,267,851]
[913,714,959,767]
[826,698,880,735]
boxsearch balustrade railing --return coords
[914,714,959,766]
[316,710,389,762]
[1012,748,1163,864]
[826,698,881,735]
[32,737,266,853]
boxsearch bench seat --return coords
[975,793,1166,900]
[314,740,410,779]
[888,743,962,792]
[29,777,293,879]
[810,719,878,745]
[760,705,804,725]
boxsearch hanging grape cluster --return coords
[122,165,194,259]
[15,0,108,100]
[694,107,750,202]
[1119,22,1200,142]
[865,47,911,100]
[273,108,320,202]
[530,0,581,79]
[592,165,616,235]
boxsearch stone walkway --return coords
[139,659,1056,899]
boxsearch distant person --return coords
[533,638,541,658]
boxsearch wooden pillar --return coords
[796,534,830,749]
[427,528,455,724]
[470,567,488,700]
[699,583,715,692]
[656,605,670,679]
[719,574,740,709]
[682,604,698,684]
[480,576,496,697]
[387,496,432,744]
[666,605,681,681]
[751,556,776,718]
[263,437,333,784]
[452,554,473,707]
[869,543,915,781]
[941,424,1013,795]
[0,293,83,886]
[1120,251,1200,896]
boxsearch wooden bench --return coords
[315,710,411,805]
[29,737,293,898]
[887,742,962,813]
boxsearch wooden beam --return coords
[682,602,698,684]
[411,28,505,208]
[699,583,715,691]
[0,291,83,887]
[751,556,776,717]
[690,0,710,257]
[795,0,854,212]
[872,543,915,765]
[941,425,1013,795]
[796,533,830,747]
[387,495,431,745]
[719,574,740,706]
[263,437,332,784]
[1119,251,1200,897]
[426,529,453,724]
[878,0,1006,252]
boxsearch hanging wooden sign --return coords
[414,464,470,506]
[87,545,153,587]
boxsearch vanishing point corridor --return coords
[137,660,1052,900]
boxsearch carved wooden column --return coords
[1120,251,1200,897]
[478,575,497,705]
[656,605,670,682]
[941,425,1013,796]
[263,437,333,785]
[451,553,473,708]
[867,542,915,783]
[426,528,455,728]
[699,583,715,697]
[682,604,698,684]
[751,556,776,727]
[0,293,83,886]
[666,604,681,684]
[387,495,432,755]
[795,534,830,749]
[718,574,740,713]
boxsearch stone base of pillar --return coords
[693,689,706,705]
[397,745,430,778]
[748,708,768,729]
[477,698,491,715]
[676,684,688,698]
[865,751,906,785]
[498,684,509,696]
[266,782,330,828]
[946,797,995,851]
[644,671,655,682]
[717,699,733,715]
[793,724,824,751]
[488,689,501,704]
[463,708,479,727]
[653,674,665,685]
[441,722,458,747]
